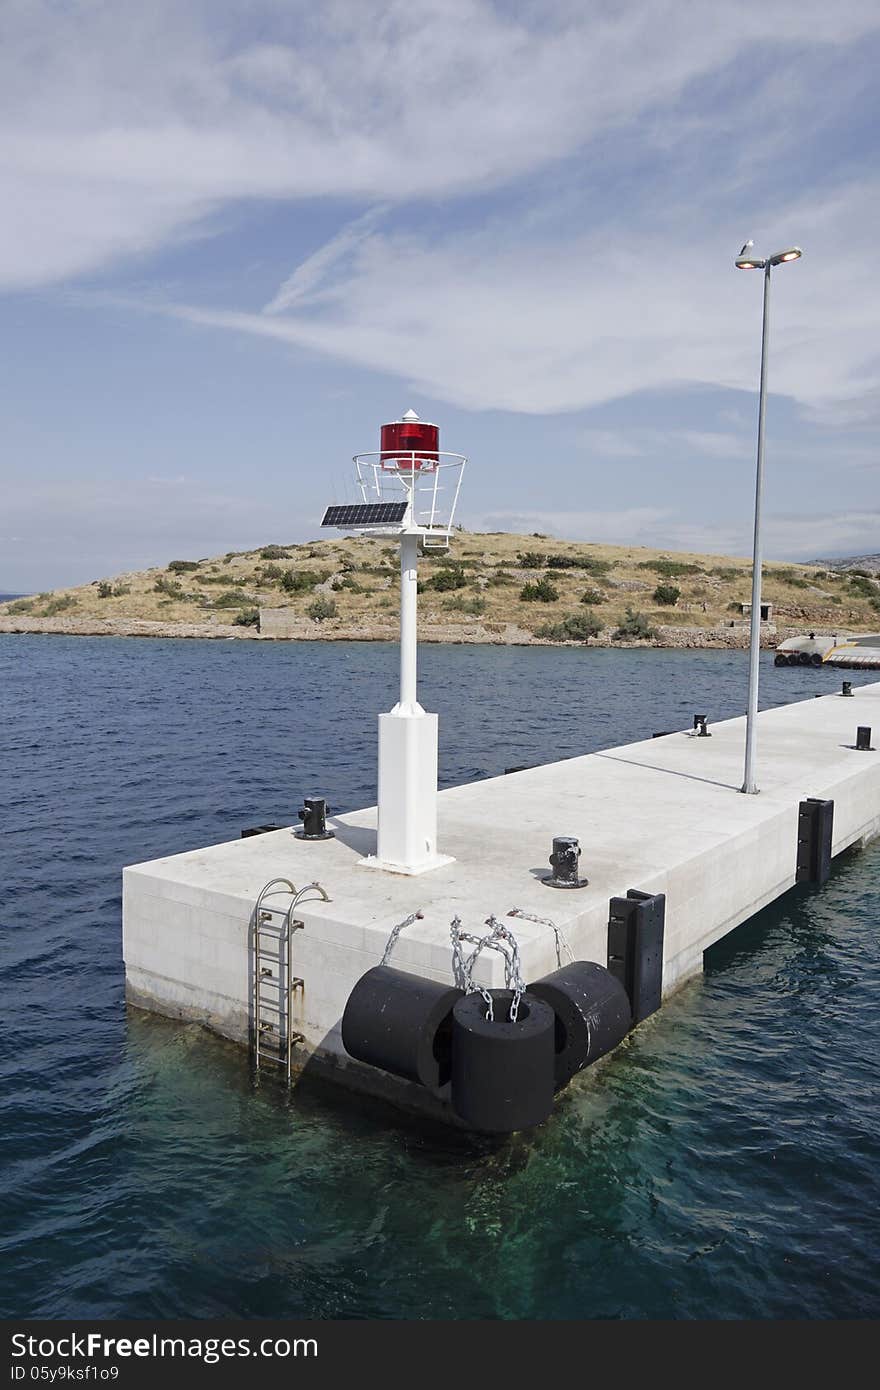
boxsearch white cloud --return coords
[2,1,879,289]
[579,427,747,460]
[158,173,880,420]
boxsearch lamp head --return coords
[768,246,803,265]
[735,253,767,269]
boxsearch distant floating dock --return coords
[123,680,880,1123]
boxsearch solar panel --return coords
[322,502,408,528]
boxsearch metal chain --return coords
[380,909,424,966]
[450,915,526,1022]
[507,906,574,969]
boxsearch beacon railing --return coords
[353,451,466,545]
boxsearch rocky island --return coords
[2,531,878,648]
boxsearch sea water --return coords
[1,635,878,1318]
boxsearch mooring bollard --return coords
[855,727,874,751]
[841,681,853,697]
[295,797,335,840]
[542,835,589,889]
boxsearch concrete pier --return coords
[122,681,880,1109]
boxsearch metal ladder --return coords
[251,877,329,1083]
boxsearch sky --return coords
[2,0,879,591]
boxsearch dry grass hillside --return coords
[2,530,879,646]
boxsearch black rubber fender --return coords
[529,961,632,1088]
[341,965,462,1089]
[450,989,555,1133]
[774,653,786,666]
[787,653,799,666]
[798,651,811,665]
[810,652,823,667]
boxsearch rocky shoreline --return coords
[0,613,789,648]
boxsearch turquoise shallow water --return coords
[1,635,878,1319]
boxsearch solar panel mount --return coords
[322,502,409,528]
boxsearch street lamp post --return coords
[735,242,802,795]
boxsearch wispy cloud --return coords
[158,172,880,420]
[3,1,878,289]
[578,428,748,461]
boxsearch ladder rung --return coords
[256,1034,305,1063]
[252,879,308,1080]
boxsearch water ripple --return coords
[1,635,879,1319]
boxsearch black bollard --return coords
[856,727,873,751]
[542,835,588,889]
[295,797,335,840]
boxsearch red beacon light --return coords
[337,408,466,549]
[380,409,439,470]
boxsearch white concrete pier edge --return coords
[123,681,880,1114]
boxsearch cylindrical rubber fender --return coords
[341,965,462,1089]
[450,990,555,1133]
[798,651,811,665]
[774,653,787,666]
[810,652,823,666]
[786,653,799,666]
[529,962,632,1088]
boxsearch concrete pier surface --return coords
[123,681,880,1105]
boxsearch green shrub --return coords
[211,589,252,608]
[653,583,680,606]
[153,575,183,597]
[770,567,811,587]
[443,595,486,615]
[280,568,325,594]
[6,598,34,614]
[307,596,338,622]
[43,595,77,616]
[426,565,468,592]
[639,559,702,578]
[537,612,601,641]
[488,568,516,586]
[580,587,605,605]
[518,551,609,575]
[259,545,289,560]
[112,583,130,597]
[97,581,114,598]
[233,608,259,626]
[167,559,199,573]
[612,607,656,640]
[711,566,745,581]
[849,574,878,597]
[331,576,364,593]
[520,577,560,603]
[258,564,284,582]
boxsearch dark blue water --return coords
[1,635,878,1320]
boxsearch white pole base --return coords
[359,709,454,875]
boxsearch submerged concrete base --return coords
[122,682,880,1112]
